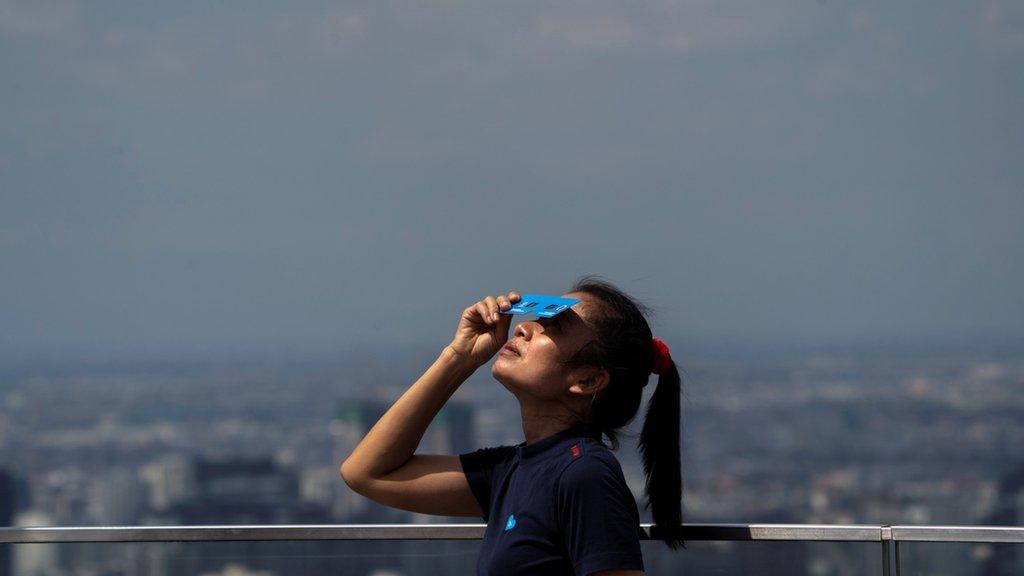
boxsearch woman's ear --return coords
[569,366,610,396]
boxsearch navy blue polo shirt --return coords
[458,422,645,576]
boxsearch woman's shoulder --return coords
[554,442,639,517]
[557,438,628,485]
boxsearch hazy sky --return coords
[2,1,1022,365]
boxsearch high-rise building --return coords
[0,468,14,576]
[167,456,330,525]
[330,396,478,522]
[980,461,1024,576]
[140,455,196,512]
[330,398,391,520]
[12,511,59,576]
[87,466,145,525]
[428,400,476,456]
[157,456,333,576]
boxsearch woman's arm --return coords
[340,291,520,495]
[339,345,478,483]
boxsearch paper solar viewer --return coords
[501,294,580,318]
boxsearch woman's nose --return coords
[514,323,527,339]
[514,321,537,339]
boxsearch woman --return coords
[340,276,684,575]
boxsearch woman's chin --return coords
[491,356,516,378]
[490,363,524,393]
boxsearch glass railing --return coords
[1,523,1020,575]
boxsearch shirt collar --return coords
[515,422,600,461]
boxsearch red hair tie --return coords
[650,337,673,376]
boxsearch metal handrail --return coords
[890,525,1024,543]
[1,523,1020,544]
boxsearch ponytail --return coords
[639,360,685,549]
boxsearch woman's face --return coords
[491,291,602,398]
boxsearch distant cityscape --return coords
[1,347,1022,575]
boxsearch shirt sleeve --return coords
[556,454,645,576]
[458,445,515,523]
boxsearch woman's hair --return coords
[561,274,685,550]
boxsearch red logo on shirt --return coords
[570,443,580,458]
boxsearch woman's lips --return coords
[500,343,520,356]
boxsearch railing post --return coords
[894,540,901,576]
[880,526,892,576]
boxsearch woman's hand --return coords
[447,291,521,367]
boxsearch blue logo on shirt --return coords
[504,514,517,531]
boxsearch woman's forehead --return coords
[562,292,598,328]
[563,291,592,310]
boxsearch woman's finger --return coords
[474,301,492,325]
[483,295,499,323]
[508,291,521,303]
